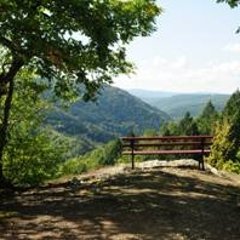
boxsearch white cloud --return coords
[114,56,240,94]
[223,43,240,53]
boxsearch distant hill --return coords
[128,89,177,102]
[46,86,170,153]
[127,90,230,119]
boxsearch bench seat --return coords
[122,149,211,155]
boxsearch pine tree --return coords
[223,90,240,147]
[223,89,240,119]
[201,100,218,119]
[197,100,218,134]
[178,112,199,135]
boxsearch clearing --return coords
[1,160,240,240]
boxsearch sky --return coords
[113,0,240,94]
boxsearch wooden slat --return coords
[122,149,211,155]
[122,142,212,148]
[121,135,213,141]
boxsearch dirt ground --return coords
[1,160,240,240]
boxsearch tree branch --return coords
[0,56,24,97]
[0,36,16,52]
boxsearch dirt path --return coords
[1,161,240,240]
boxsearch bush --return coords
[222,161,240,174]
[208,119,235,169]
[4,130,68,185]
[60,158,87,175]
[60,139,122,176]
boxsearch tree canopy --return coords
[197,100,218,134]
[223,89,240,119]
[216,0,240,8]
[178,112,199,136]
[0,0,161,99]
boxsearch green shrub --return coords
[4,130,67,185]
[207,90,240,174]
[208,119,235,169]
[60,139,122,176]
[60,158,87,175]
[222,161,240,174]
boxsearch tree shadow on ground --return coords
[1,168,240,240]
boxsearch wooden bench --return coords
[120,135,213,171]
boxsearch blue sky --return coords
[114,0,240,94]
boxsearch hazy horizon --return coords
[123,87,233,96]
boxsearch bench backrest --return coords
[121,135,213,150]
[120,135,213,170]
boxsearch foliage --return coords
[83,139,122,168]
[222,160,240,174]
[222,90,240,151]
[160,121,179,136]
[61,139,122,176]
[160,112,199,136]
[216,0,240,8]
[196,100,218,134]
[223,89,240,119]
[2,70,68,185]
[208,119,236,168]
[208,90,240,172]
[178,112,199,135]
[4,129,68,185]
[0,0,161,100]
[143,128,158,136]
[60,158,87,176]
[200,100,218,119]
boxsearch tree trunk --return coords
[0,58,23,187]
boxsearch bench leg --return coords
[131,154,135,170]
[201,158,205,171]
[199,155,205,171]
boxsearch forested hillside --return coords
[46,86,170,153]
[129,91,230,119]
